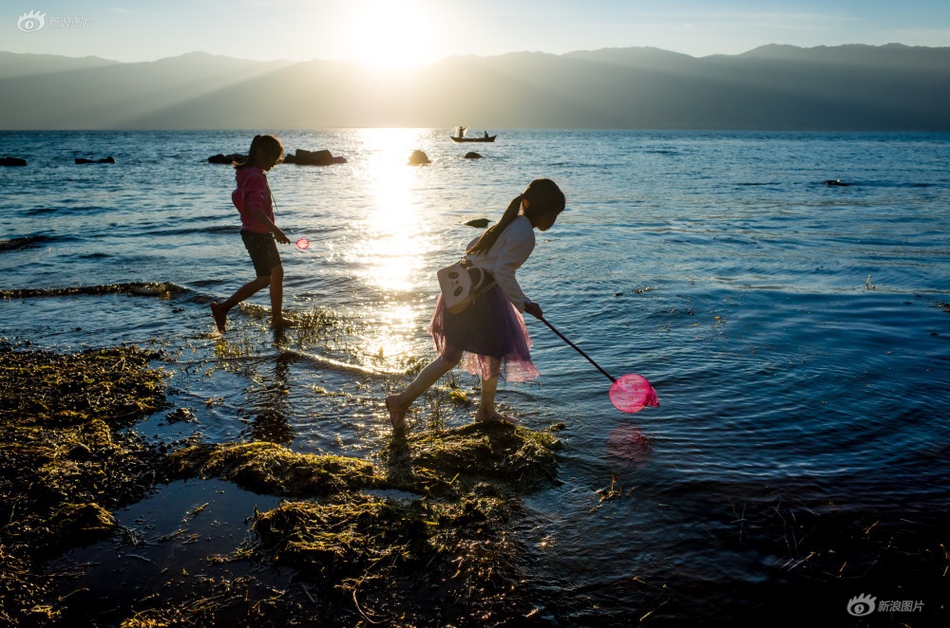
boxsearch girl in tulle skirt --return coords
[386,178,566,431]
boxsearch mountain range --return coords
[1,44,948,130]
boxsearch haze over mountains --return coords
[1,44,948,130]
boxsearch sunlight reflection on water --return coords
[349,128,438,366]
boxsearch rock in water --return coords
[408,150,430,165]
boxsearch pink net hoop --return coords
[295,238,310,250]
[609,374,659,413]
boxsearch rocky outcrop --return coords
[291,149,347,166]
[208,153,244,164]
[208,149,345,166]
[75,156,116,164]
[0,157,27,166]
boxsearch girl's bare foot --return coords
[386,395,406,432]
[210,302,227,333]
[271,318,296,330]
[474,408,518,426]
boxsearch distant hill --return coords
[0,44,948,130]
[0,51,120,80]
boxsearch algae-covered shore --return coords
[0,343,563,627]
[2,331,948,627]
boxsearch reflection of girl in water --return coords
[386,178,566,432]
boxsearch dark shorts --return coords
[241,230,281,277]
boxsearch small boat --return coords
[451,126,496,142]
[450,134,496,143]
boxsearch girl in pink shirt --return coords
[387,178,566,431]
[211,135,292,332]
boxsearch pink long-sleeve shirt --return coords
[232,166,275,234]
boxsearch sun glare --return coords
[355,128,434,364]
[358,127,427,293]
[346,0,434,70]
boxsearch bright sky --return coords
[7,0,950,67]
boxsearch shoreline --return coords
[2,336,948,624]
[0,343,564,627]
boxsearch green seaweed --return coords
[385,422,561,498]
[168,441,385,496]
[0,344,565,627]
[247,488,522,625]
[0,346,168,627]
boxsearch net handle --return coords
[539,317,616,383]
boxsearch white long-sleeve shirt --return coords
[465,215,535,311]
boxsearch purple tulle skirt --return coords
[428,284,539,382]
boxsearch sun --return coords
[346,0,435,70]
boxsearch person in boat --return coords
[385,178,566,431]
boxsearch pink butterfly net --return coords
[540,318,659,414]
[609,374,660,413]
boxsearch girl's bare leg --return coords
[211,275,271,333]
[474,358,517,424]
[387,354,460,430]
[269,264,286,328]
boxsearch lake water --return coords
[2,129,949,624]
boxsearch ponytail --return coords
[466,178,565,256]
[466,194,524,256]
[234,134,284,170]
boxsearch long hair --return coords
[234,134,284,170]
[466,178,565,256]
